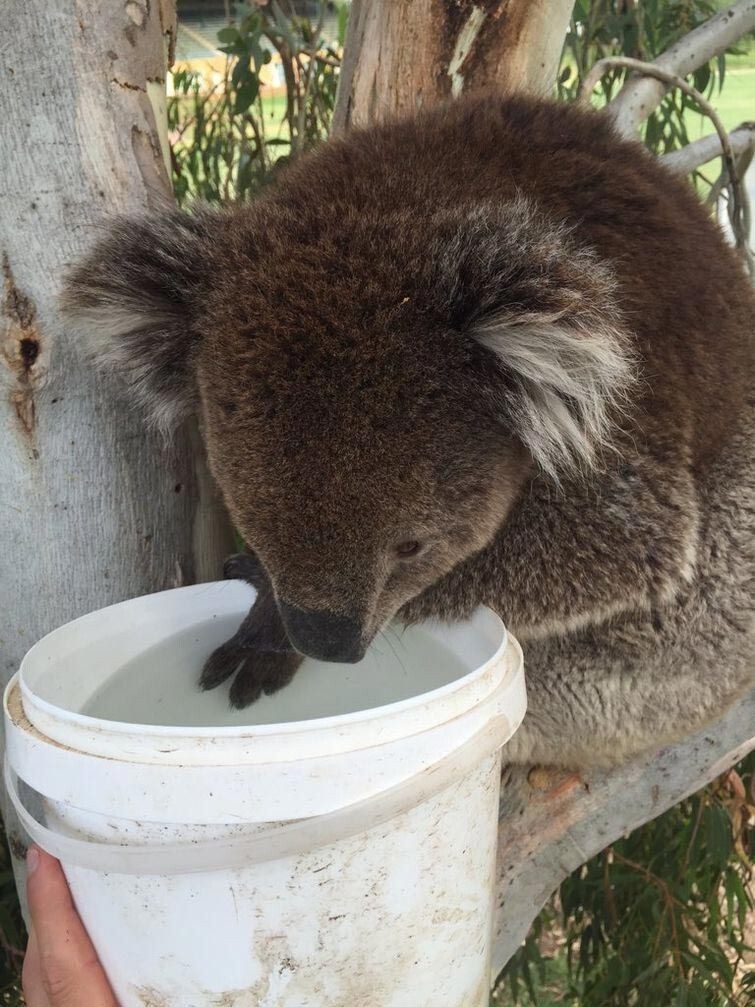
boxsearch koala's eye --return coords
[395,540,422,559]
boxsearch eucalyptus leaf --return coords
[234,78,260,115]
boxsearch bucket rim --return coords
[13,583,508,741]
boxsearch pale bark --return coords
[492,687,755,978]
[661,122,755,174]
[0,0,233,890]
[333,0,574,131]
[607,0,755,137]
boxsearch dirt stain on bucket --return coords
[134,987,254,1007]
[133,987,169,1007]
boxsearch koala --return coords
[61,95,754,767]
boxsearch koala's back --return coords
[274,95,753,464]
[398,98,755,765]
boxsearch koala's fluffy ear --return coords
[445,198,636,480]
[60,208,218,434]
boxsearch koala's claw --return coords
[200,641,304,709]
[199,640,245,691]
[202,552,302,707]
[228,651,303,709]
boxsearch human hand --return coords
[23,847,118,1007]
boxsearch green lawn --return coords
[687,66,755,137]
[255,73,755,141]
[259,92,292,142]
[258,71,755,153]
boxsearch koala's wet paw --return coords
[228,651,304,709]
[199,642,303,708]
[199,640,245,691]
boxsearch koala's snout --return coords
[278,602,367,664]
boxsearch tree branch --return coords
[178,22,225,58]
[604,0,755,136]
[581,56,753,275]
[491,685,755,979]
[719,143,754,262]
[661,121,755,174]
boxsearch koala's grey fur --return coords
[61,95,755,767]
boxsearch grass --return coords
[686,65,755,137]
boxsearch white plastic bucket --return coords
[4,581,526,1007]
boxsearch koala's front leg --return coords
[396,465,705,767]
[200,552,304,708]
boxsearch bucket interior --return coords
[20,583,506,730]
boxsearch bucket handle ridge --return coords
[5,716,512,876]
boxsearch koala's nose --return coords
[278,603,366,664]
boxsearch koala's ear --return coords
[473,305,634,479]
[60,208,218,434]
[450,199,636,480]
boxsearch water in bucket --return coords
[81,613,471,727]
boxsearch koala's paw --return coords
[200,643,303,709]
[222,551,265,587]
[229,651,304,708]
[202,556,300,708]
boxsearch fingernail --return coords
[26,848,40,874]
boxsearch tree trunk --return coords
[333,0,575,131]
[0,0,233,894]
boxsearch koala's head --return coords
[61,188,632,663]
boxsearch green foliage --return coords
[497,752,755,1005]
[496,901,575,1006]
[168,1,345,204]
[168,1,745,208]
[0,835,24,1007]
[559,1,735,157]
